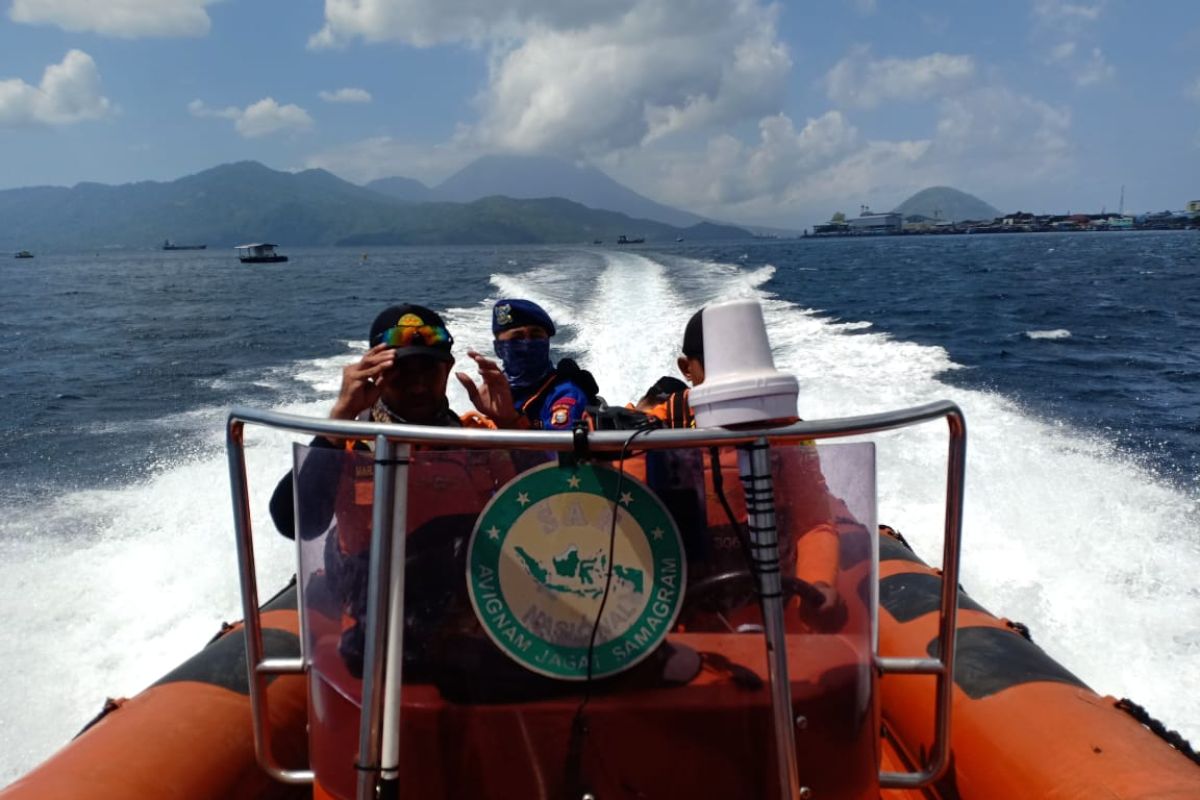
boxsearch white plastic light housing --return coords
[688,299,799,427]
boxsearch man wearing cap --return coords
[456,298,599,430]
[268,304,507,677]
[270,303,492,539]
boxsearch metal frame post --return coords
[355,436,405,800]
[739,437,801,800]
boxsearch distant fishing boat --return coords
[616,235,645,244]
[235,243,288,264]
[162,240,207,251]
[14,250,33,259]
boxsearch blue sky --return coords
[1,0,1197,227]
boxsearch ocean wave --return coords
[1024,328,1072,340]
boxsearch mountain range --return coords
[368,154,706,229]
[0,158,749,251]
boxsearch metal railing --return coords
[226,399,966,796]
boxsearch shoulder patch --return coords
[549,404,573,428]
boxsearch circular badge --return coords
[467,462,686,680]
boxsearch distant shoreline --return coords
[803,224,1199,239]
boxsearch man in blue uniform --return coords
[456,298,598,429]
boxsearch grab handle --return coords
[877,409,966,789]
[227,419,314,785]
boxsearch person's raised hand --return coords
[331,344,394,420]
[455,350,521,427]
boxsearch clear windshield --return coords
[295,440,877,800]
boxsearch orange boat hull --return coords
[5,537,1198,799]
[877,531,1200,799]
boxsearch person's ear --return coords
[676,355,692,382]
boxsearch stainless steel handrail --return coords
[226,399,966,793]
[227,401,956,449]
[877,407,966,789]
[226,419,314,785]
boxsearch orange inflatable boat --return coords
[2,406,1197,800]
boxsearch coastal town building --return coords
[806,201,1199,238]
[847,206,901,234]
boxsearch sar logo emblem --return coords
[467,463,686,680]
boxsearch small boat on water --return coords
[235,243,288,264]
[2,301,1197,800]
[617,234,645,244]
[162,239,207,251]
[13,250,33,259]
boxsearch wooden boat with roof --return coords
[236,243,288,263]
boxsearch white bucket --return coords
[688,299,799,427]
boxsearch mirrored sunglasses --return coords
[376,323,452,348]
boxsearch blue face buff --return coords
[494,338,553,394]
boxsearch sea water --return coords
[1,233,1197,781]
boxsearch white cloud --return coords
[1046,41,1114,87]
[319,87,373,104]
[1073,47,1115,86]
[302,136,476,184]
[825,46,975,109]
[0,50,113,127]
[705,111,864,204]
[304,1,1074,228]
[1033,0,1103,25]
[9,0,216,37]
[1185,76,1200,103]
[605,84,1071,227]
[932,87,1071,177]
[311,0,790,158]
[189,97,314,138]
[1049,41,1077,61]
[1033,0,1113,87]
[309,0,640,49]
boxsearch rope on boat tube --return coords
[878,523,913,551]
[1115,698,1200,767]
[1005,619,1033,641]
